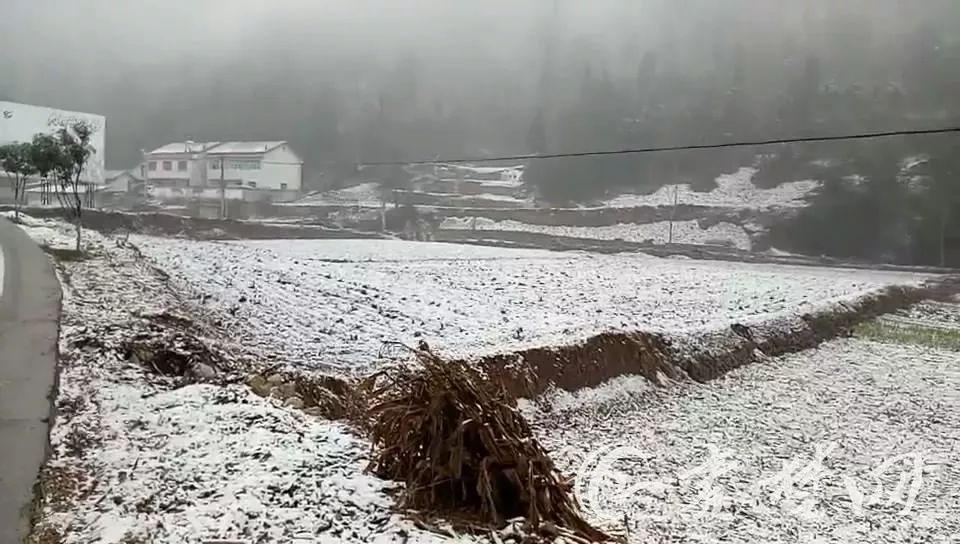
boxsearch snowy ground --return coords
[289,182,384,208]
[286,167,813,214]
[402,190,528,204]
[18,218,473,544]
[527,303,960,542]
[14,214,955,543]
[603,167,819,209]
[439,217,753,251]
[288,180,528,209]
[129,236,929,371]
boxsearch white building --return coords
[143,140,302,201]
[0,100,106,183]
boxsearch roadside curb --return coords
[0,217,61,543]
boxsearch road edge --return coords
[0,217,61,543]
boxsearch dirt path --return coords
[530,327,960,543]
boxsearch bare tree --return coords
[0,142,37,222]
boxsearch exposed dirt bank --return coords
[273,202,764,228]
[2,206,386,241]
[475,278,960,398]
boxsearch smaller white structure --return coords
[143,141,302,202]
[103,169,144,195]
[24,181,101,208]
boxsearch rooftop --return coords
[207,141,287,155]
[146,141,289,156]
[147,142,221,155]
[104,168,144,180]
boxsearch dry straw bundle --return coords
[362,345,612,542]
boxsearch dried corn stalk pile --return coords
[363,346,612,542]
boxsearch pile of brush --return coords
[362,345,613,543]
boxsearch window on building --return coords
[177,160,188,171]
[280,183,288,191]
[227,159,261,170]
[247,181,257,188]
[210,160,221,170]
[148,161,157,171]
[162,161,172,171]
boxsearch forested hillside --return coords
[2,0,959,263]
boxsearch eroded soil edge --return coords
[476,278,960,398]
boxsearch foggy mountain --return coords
[2,0,959,193]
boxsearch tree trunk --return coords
[75,214,82,252]
[71,175,84,252]
[13,178,21,222]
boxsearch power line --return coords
[357,126,960,167]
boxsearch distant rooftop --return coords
[104,168,144,180]
[207,141,287,155]
[147,142,220,155]
[146,141,289,156]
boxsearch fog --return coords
[2,0,958,188]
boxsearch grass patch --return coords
[855,319,960,351]
[40,245,88,262]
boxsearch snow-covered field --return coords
[130,236,929,370]
[14,214,956,543]
[603,167,819,209]
[528,323,960,542]
[18,218,472,544]
[440,217,753,250]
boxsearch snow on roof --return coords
[207,141,287,155]
[147,142,220,155]
[146,141,291,157]
[104,168,144,181]
[442,164,524,174]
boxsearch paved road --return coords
[0,218,60,543]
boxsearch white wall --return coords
[0,101,106,183]
[145,153,192,181]
[211,146,302,191]
[152,186,248,201]
[260,145,303,191]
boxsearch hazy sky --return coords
[2,0,944,90]
[2,0,956,169]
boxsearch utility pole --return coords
[939,186,950,268]
[141,148,148,202]
[668,156,679,244]
[220,157,226,219]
